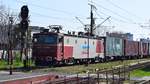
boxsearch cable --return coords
[32,11,65,20]
[95,10,130,23]
[92,2,137,24]
[9,6,76,23]
[31,11,77,23]
[105,0,143,20]
[14,0,86,25]
[95,11,105,19]
[15,0,77,16]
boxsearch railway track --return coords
[95,60,150,74]
[134,80,150,84]
[0,59,149,73]
[87,60,150,84]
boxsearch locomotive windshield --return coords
[33,35,57,44]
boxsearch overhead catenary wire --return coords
[92,2,137,24]
[95,10,144,32]
[105,0,143,20]
[14,0,141,28]
[94,11,104,19]
[14,0,88,27]
[15,0,78,16]
[31,11,73,21]
[9,7,78,24]
[95,0,144,27]
[95,10,130,24]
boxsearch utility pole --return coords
[85,3,96,66]
[86,27,90,66]
[88,0,97,35]
[90,4,95,36]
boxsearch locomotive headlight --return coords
[33,38,37,43]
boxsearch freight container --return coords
[148,43,150,55]
[140,39,150,57]
[105,36,124,59]
[139,42,149,57]
[124,40,139,58]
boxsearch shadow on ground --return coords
[140,66,150,72]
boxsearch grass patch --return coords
[0,51,34,69]
[33,58,150,74]
[0,60,8,68]
[1,57,150,74]
[0,59,34,69]
[0,60,22,69]
[131,66,150,77]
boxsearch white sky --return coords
[1,0,150,40]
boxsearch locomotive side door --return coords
[58,35,64,62]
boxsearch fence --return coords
[42,76,96,84]
[41,65,130,84]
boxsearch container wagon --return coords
[104,36,124,60]
[124,40,139,59]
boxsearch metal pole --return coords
[112,68,115,84]
[118,67,121,84]
[97,70,100,84]
[26,28,30,69]
[87,28,90,66]
[85,28,90,67]
[90,5,94,36]
[25,31,29,69]
[64,76,66,84]
[22,32,28,69]
[8,17,13,75]
[128,66,130,81]
[124,65,126,80]
[88,72,90,84]
[106,69,108,84]
[77,73,79,84]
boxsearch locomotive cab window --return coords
[33,35,57,44]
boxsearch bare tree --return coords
[0,5,8,59]
[0,5,18,59]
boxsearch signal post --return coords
[20,5,29,69]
